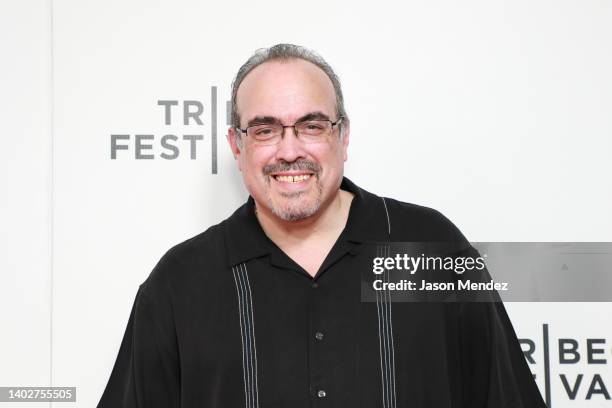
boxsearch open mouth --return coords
[271,173,314,183]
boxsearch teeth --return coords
[275,174,311,183]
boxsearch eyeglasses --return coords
[238,117,343,146]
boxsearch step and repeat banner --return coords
[2,0,611,407]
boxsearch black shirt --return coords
[97,177,546,408]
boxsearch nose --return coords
[274,126,306,163]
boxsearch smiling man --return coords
[98,44,547,408]
[227,54,353,277]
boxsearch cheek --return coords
[240,150,269,180]
[317,144,344,171]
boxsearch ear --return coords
[227,126,244,172]
[227,126,241,159]
[340,120,350,162]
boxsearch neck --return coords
[254,189,354,247]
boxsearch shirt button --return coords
[315,331,324,340]
[317,390,326,398]
[312,282,319,288]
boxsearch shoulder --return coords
[347,178,470,244]
[140,221,227,296]
[380,195,469,244]
[165,222,226,265]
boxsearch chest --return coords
[283,245,330,277]
[277,233,344,278]
[173,256,460,408]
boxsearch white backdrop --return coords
[1,0,611,407]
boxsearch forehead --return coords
[236,59,337,125]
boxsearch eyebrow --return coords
[246,111,332,127]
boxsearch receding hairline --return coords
[234,57,338,125]
[230,43,349,138]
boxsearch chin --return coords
[268,193,322,222]
[272,202,321,222]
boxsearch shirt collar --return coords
[223,176,390,267]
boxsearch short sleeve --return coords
[457,248,547,408]
[97,281,181,408]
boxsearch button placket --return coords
[309,279,328,404]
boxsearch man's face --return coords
[228,59,350,222]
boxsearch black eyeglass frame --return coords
[237,116,344,140]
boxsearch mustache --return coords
[263,159,321,176]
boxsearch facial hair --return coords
[262,159,323,222]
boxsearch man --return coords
[98,44,546,407]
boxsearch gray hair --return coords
[230,43,349,140]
